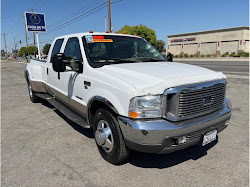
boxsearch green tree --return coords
[18,47,28,57]
[1,49,6,57]
[42,43,51,55]
[154,40,165,52]
[118,24,165,52]
[28,46,38,55]
[118,24,157,46]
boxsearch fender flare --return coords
[87,96,119,124]
[24,69,30,82]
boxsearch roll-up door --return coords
[244,40,249,53]
[220,41,238,54]
[169,44,181,55]
[184,43,198,55]
[201,42,217,55]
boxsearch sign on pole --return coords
[24,12,46,32]
[24,12,46,60]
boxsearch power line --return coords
[45,2,107,34]
[46,0,122,34]
[46,0,104,29]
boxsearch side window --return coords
[64,37,83,62]
[50,39,64,62]
[64,37,82,71]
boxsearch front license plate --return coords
[202,130,217,146]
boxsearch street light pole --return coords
[31,8,36,46]
[2,33,7,54]
[14,37,16,50]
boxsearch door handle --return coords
[47,68,49,75]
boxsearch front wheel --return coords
[93,108,130,164]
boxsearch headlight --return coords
[129,95,162,118]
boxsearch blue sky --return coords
[1,0,249,52]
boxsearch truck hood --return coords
[100,61,226,96]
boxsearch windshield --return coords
[82,35,165,67]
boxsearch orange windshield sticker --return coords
[92,39,113,42]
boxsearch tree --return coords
[154,40,165,52]
[18,47,28,57]
[118,24,165,52]
[118,24,157,46]
[42,43,51,55]
[28,46,38,55]
[1,49,6,57]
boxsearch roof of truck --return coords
[54,32,142,40]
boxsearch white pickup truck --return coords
[25,32,231,164]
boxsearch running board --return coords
[35,93,90,128]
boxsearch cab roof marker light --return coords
[105,31,110,33]
[89,30,93,33]
[114,31,119,34]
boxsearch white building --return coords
[167,26,249,56]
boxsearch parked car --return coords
[25,32,231,164]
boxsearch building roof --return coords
[168,26,249,38]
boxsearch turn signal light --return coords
[89,30,93,33]
[129,111,138,118]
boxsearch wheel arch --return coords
[87,96,119,126]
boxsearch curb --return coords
[174,58,249,62]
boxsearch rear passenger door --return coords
[46,38,64,95]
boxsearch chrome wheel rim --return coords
[28,83,33,98]
[95,120,114,153]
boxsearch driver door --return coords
[56,37,87,116]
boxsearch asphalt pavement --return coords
[1,60,249,187]
[174,60,249,75]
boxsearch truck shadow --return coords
[41,101,94,138]
[128,141,218,169]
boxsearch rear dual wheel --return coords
[27,81,41,103]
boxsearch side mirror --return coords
[52,53,66,72]
[167,52,173,62]
[75,60,83,73]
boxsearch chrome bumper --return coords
[118,98,231,154]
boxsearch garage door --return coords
[201,43,216,55]
[169,44,181,55]
[245,40,249,53]
[184,43,198,55]
[220,41,238,54]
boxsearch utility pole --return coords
[2,33,7,54]
[31,8,36,46]
[107,0,112,32]
[14,37,16,50]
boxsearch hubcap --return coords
[95,120,114,153]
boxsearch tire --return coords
[93,108,130,164]
[27,81,41,103]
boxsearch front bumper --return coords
[118,98,231,154]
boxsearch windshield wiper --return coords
[133,57,165,62]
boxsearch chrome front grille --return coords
[163,79,226,121]
[178,83,225,117]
